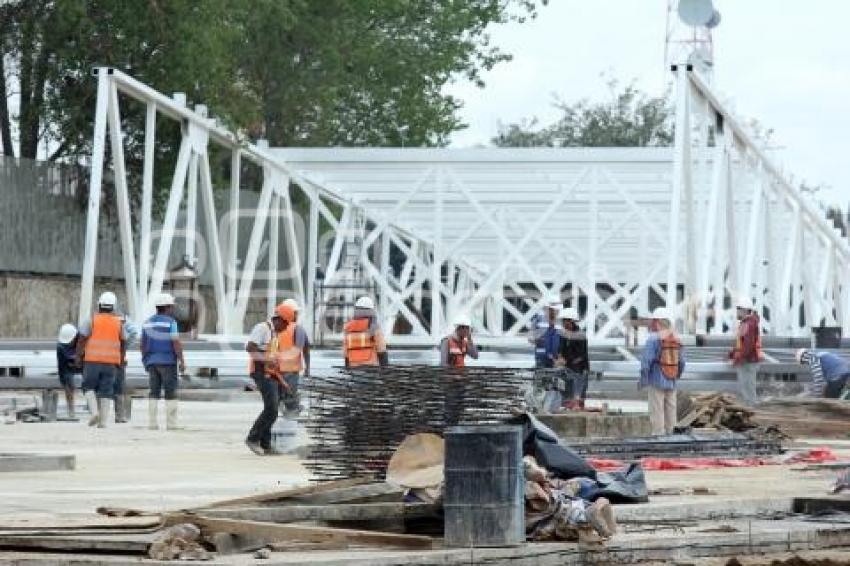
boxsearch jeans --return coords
[736,363,759,406]
[566,369,589,401]
[82,362,116,399]
[148,365,179,400]
[280,373,300,412]
[247,366,281,450]
[824,373,849,399]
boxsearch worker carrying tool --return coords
[557,307,590,409]
[530,296,562,369]
[343,296,388,367]
[56,323,81,420]
[75,291,127,428]
[245,301,310,456]
[729,297,763,406]
[440,314,479,367]
[795,348,850,399]
[141,293,186,430]
[639,307,685,436]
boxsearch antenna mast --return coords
[665,0,720,81]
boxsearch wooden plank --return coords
[164,514,434,549]
[284,482,403,505]
[198,477,373,510]
[202,502,438,524]
[0,533,153,553]
[0,516,162,531]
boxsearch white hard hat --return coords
[544,294,561,308]
[98,291,117,308]
[154,292,175,307]
[795,348,808,364]
[355,296,375,310]
[57,323,77,345]
[452,313,472,328]
[651,307,672,321]
[736,297,754,311]
[557,307,579,321]
[282,298,300,311]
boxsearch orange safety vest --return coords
[658,331,682,380]
[447,336,467,368]
[265,324,302,379]
[84,313,122,365]
[344,318,379,367]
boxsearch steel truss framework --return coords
[80,67,850,345]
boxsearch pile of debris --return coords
[677,392,757,432]
[303,365,528,481]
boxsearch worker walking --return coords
[440,314,479,367]
[558,307,590,409]
[795,348,850,399]
[343,296,388,367]
[639,308,685,436]
[729,298,763,406]
[141,293,186,430]
[75,291,127,428]
[531,297,562,369]
[278,299,310,417]
[57,324,82,419]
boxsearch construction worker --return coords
[440,314,479,367]
[113,314,138,424]
[558,307,590,409]
[278,298,311,417]
[141,293,186,430]
[343,296,388,367]
[729,297,763,406]
[795,348,850,399]
[639,307,685,436]
[75,291,127,428]
[531,296,562,369]
[56,324,81,419]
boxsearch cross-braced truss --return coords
[80,67,850,346]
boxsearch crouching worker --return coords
[343,296,388,367]
[76,292,127,428]
[57,324,82,419]
[639,308,685,436]
[141,293,186,430]
[795,348,850,399]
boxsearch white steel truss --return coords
[81,67,849,346]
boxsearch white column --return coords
[138,102,156,301]
[267,193,280,317]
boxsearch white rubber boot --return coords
[85,391,99,427]
[166,399,179,430]
[148,399,159,430]
[97,398,111,428]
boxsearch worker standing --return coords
[531,297,562,369]
[75,291,127,428]
[57,324,81,419]
[558,307,590,409]
[795,348,850,399]
[141,293,186,430]
[639,308,685,436]
[343,296,388,367]
[439,314,479,367]
[729,298,763,406]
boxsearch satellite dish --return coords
[678,0,715,27]
[706,9,721,29]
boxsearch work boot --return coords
[114,397,124,423]
[148,399,159,430]
[85,391,99,427]
[165,400,179,430]
[97,398,111,428]
[245,439,265,456]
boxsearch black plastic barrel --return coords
[813,326,842,348]
[443,425,524,547]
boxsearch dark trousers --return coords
[247,367,281,450]
[82,362,116,399]
[825,374,849,399]
[113,366,126,397]
[148,365,179,400]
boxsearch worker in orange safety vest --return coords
[439,314,479,367]
[343,296,388,367]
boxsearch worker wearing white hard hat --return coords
[530,295,563,369]
[440,313,479,367]
[343,296,388,367]
[556,307,590,409]
[76,290,127,428]
[141,292,186,430]
[56,324,82,419]
[729,296,763,406]
[639,306,685,435]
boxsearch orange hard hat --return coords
[274,303,296,322]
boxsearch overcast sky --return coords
[447,0,850,207]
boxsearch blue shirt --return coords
[640,332,686,391]
[56,343,80,378]
[801,350,850,397]
[141,314,179,367]
[534,323,561,368]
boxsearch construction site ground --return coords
[1,396,849,564]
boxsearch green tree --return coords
[493,80,673,147]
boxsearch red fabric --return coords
[588,447,837,472]
[730,313,763,365]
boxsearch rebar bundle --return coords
[302,365,531,481]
